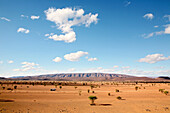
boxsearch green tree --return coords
[88,96,97,105]
[164,91,169,95]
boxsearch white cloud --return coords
[44,7,98,43]
[143,32,154,38]
[45,34,49,37]
[164,24,170,34]
[64,51,88,61]
[138,54,170,64]
[142,24,170,38]
[0,17,11,21]
[87,67,115,73]
[17,28,30,34]
[113,65,119,68]
[122,66,130,69]
[124,1,131,7]
[154,25,158,28]
[31,15,40,20]
[13,62,40,72]
[143,13,154,20]
[21,15,28,18]
[67,68,76,72]
[88,57,98,61]
[164,15,170,21]
[0,61,3,64]
[8,60,14,64]
[48,31,76,43]
[53,57,62,62]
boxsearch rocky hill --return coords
[1,73,170,81]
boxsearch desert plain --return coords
[0,81,170,113]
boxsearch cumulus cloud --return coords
[138,54,170,64]
[13,62,40,72]
[143,13,154,20]
[64,51,88,61]
[48,31,76,43]
[53,57,62,62]
[0,17,11,21]
[0,61,3,64]
[31,15,40,20]
[17,28,30,34]
[8,60,14,64]
[164,24,170,34]
[44,7,98,43]
[88,57,98,61]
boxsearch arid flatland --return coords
[0,81,170,113]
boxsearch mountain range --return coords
[1,73,170,81]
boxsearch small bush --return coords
[79,90,82,96]
[164,91,169,95]
[90,85,94,89]
[108,93,110,96]
[88,89,90,93]
[159,89,165,93]
[135,86,138,91]
[55,84,57,88]
[2,87,5,90]
[92,91,95,93]
[59,86,62,89]
[7,88,13,90]
[27,86,29,88]
[115,89,119,92]
[14,86,17,89]
[74,86,77,89]
[116,96,122,100]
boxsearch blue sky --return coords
[0,0,170,77]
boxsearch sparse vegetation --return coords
[135,86,139,91]
[59,86,62,89]
[108,93,110,96]
[88,96,97,105]
[79,90,82,96]
[55,84,57,88]
[116,96,122,100]
[88,89,90,93]
[14,86,17,89]
[159,89,165,93]
[115,89,119,92]
[164,91,169,95]
[90,85,94,89]
[7,88,13,90]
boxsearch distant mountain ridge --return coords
[8,73,133,81]
[1,73,170,81]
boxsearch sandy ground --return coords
[0,82,170,113]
